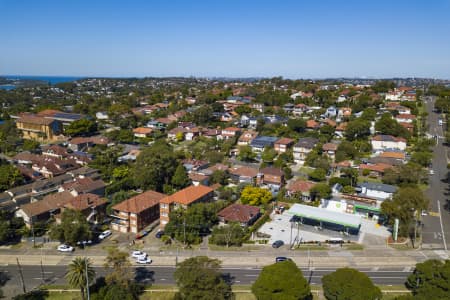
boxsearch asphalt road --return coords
[1,264,411,294]
[421,96,450,250]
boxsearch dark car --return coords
[275,256,291,262]
[272,240,284,248]
[155,230,164,238]
[136,230,149,240]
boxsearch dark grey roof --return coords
[295,137,319,149]
[359,182,397,193]
[250,136,278,147]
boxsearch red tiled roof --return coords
[160,185,213,205]
[287,180,316,193]
[112,190,166,214]
[218,204,260,223]
[64,193,107,211]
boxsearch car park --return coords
[136,256,152,264]
[272,240,284,248]
[99,230,112,240]
[57,244,74,252]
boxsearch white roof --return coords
[287,203,361,229]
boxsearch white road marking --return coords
[437,200,448,251]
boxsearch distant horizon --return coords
[3,74,450,81]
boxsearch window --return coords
[161,212,168,217]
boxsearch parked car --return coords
[272,240,284,248]
[76,240,93,246]
[136,256,152,264]
[429,169,435,175]
[99,230,112,240]
[57,244,74,252]
[275,256,291,263]
[131,250,147,259]
[136,230,149,240]
[155,230,164,239]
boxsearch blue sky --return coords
[1,0,450,78]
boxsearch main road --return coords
[1,264,411,294]
[422,96,450,251]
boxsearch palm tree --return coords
[66,257,95,300]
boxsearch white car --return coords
[429,169,435,175]
[99,230,112,240]
[57,244,74,252]
[131,250,147,259]
[136,256,152,264]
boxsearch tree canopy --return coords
[174,256,232,300]
[322,267,382,300]
[65,119,97,137]
[406,259,450,299]
[252,260,311,300]
[49,209,92,246]
[240,186,272,206]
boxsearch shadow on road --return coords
[135,267,155,284]
[221,272,236,285]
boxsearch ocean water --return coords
[0,75,84,90]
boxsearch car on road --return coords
[76,240,93,246]
[429,169,435,175]
[421,210,428,216]
[136,256,152,264]
[275,256,291,262]
[272,240,284,248]
[155,230,164,238]
[57,244,74,252]
[131,250,147,259]
[99,230,112,240]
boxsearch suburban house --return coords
[159,185,214,227]
[274,138,295,153]
[229,166,259,184]
[293,137,319,164]
[133,127,153,138]
[250,136,278,152]
[322,142,339,160]
[371,135,406,151]
[217,204,260,227]
[188,172,209,186]
[167,127,187,141]
[111,190,166,233]
[58,177,106,197]
[286,179,317,202]
[16,114,62,141]
[238,130,258,146]
[219,127,241,140]
[293,104,308,116]
[15,191,74,228]
[359,163,392,177]
[357,182,397,200]
[395,114,416,124]
[257,167,285,189]
[61,193,107,223]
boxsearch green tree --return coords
[322,267,382,300]
[287,118,306,133]
[0,164,24,191]
[310,183,332,200]
[174,256,232,300]
[0,210,24,245]
[375,113,409,138]
[21,139,41,152]
[344,118,371,140]
[309,168,326,182]
[65,119,97,137]
[49,209,92,246]
[171,164,191,190]
[210,222,246,247]
[381,187,429,237]
[240,186,272,206]
[238,145,256,162]
[133,141,178,192]
[406,259,450,299]
[410,151,433,167]
[252,260,311,300]
[261,146,277,163]
[104,246,133,287]
[335,140,358,162]
[66,257,95,300]
[210,170,229,185]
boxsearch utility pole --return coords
[16,258,26,293]
[85,258,90,300]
